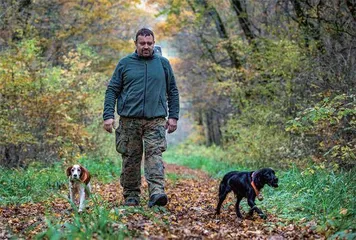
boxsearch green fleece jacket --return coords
[103,52,179,120]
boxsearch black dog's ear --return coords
[254,170,263,183]
[260,168,275,180]
[267,167,276,175]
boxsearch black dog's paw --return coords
[259,213,267,219]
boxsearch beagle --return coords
[66,164,91,212]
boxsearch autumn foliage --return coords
[0,0,152,166]
[0,39,94,166]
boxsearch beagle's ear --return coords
[80,166,91,184]
[66,167,72,177]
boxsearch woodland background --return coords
[0,0,355,169]
[0,0,355,239]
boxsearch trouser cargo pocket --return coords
[115,125,128,154]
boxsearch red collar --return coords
[251,172,263,201]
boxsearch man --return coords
[103,28,179,207]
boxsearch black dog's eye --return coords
[265,173,273,179]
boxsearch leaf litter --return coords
[0,163,325,239]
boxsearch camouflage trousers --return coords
[115,117,167,200]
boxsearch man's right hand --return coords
[103,119,115,133]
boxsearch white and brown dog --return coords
[66,164,91,212]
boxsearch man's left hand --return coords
[165,118,177,134]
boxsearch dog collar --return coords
[251,172,264,201]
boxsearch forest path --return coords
[1,163,324,239]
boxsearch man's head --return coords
[135,28,155,57]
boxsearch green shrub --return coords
[286,94,356,169]
[221,106,295,169]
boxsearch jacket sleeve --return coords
[103,61,124,121]
[165,60,180,120]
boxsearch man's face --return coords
[135,35,155,57]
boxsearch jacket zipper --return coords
[143,61,147,116]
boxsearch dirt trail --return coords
[0,163,324,239]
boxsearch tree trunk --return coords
[230,0,256,43]
[191,0,242,68]
[203,108,223,146]
[289,0,324,51]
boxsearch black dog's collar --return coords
[251,172,264,201]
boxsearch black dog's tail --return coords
[218,181,224,195]
[219,181,230,195]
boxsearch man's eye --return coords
[140,42,153,46]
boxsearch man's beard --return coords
[141,49,152,57]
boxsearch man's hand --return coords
[165,118,177,134]
[103,119,115,133]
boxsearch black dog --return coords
[216,168,278,219]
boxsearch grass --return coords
[0,157,121,205]
[0,162,65,205]
[37,195,131,239]
[36,194,169,239]
[163,144,356,239]
[264,167,356,238]
[163,144,240,178]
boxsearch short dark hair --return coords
[135,28,155,42]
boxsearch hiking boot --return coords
[124,197,139,206]
[148,193,168,208]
